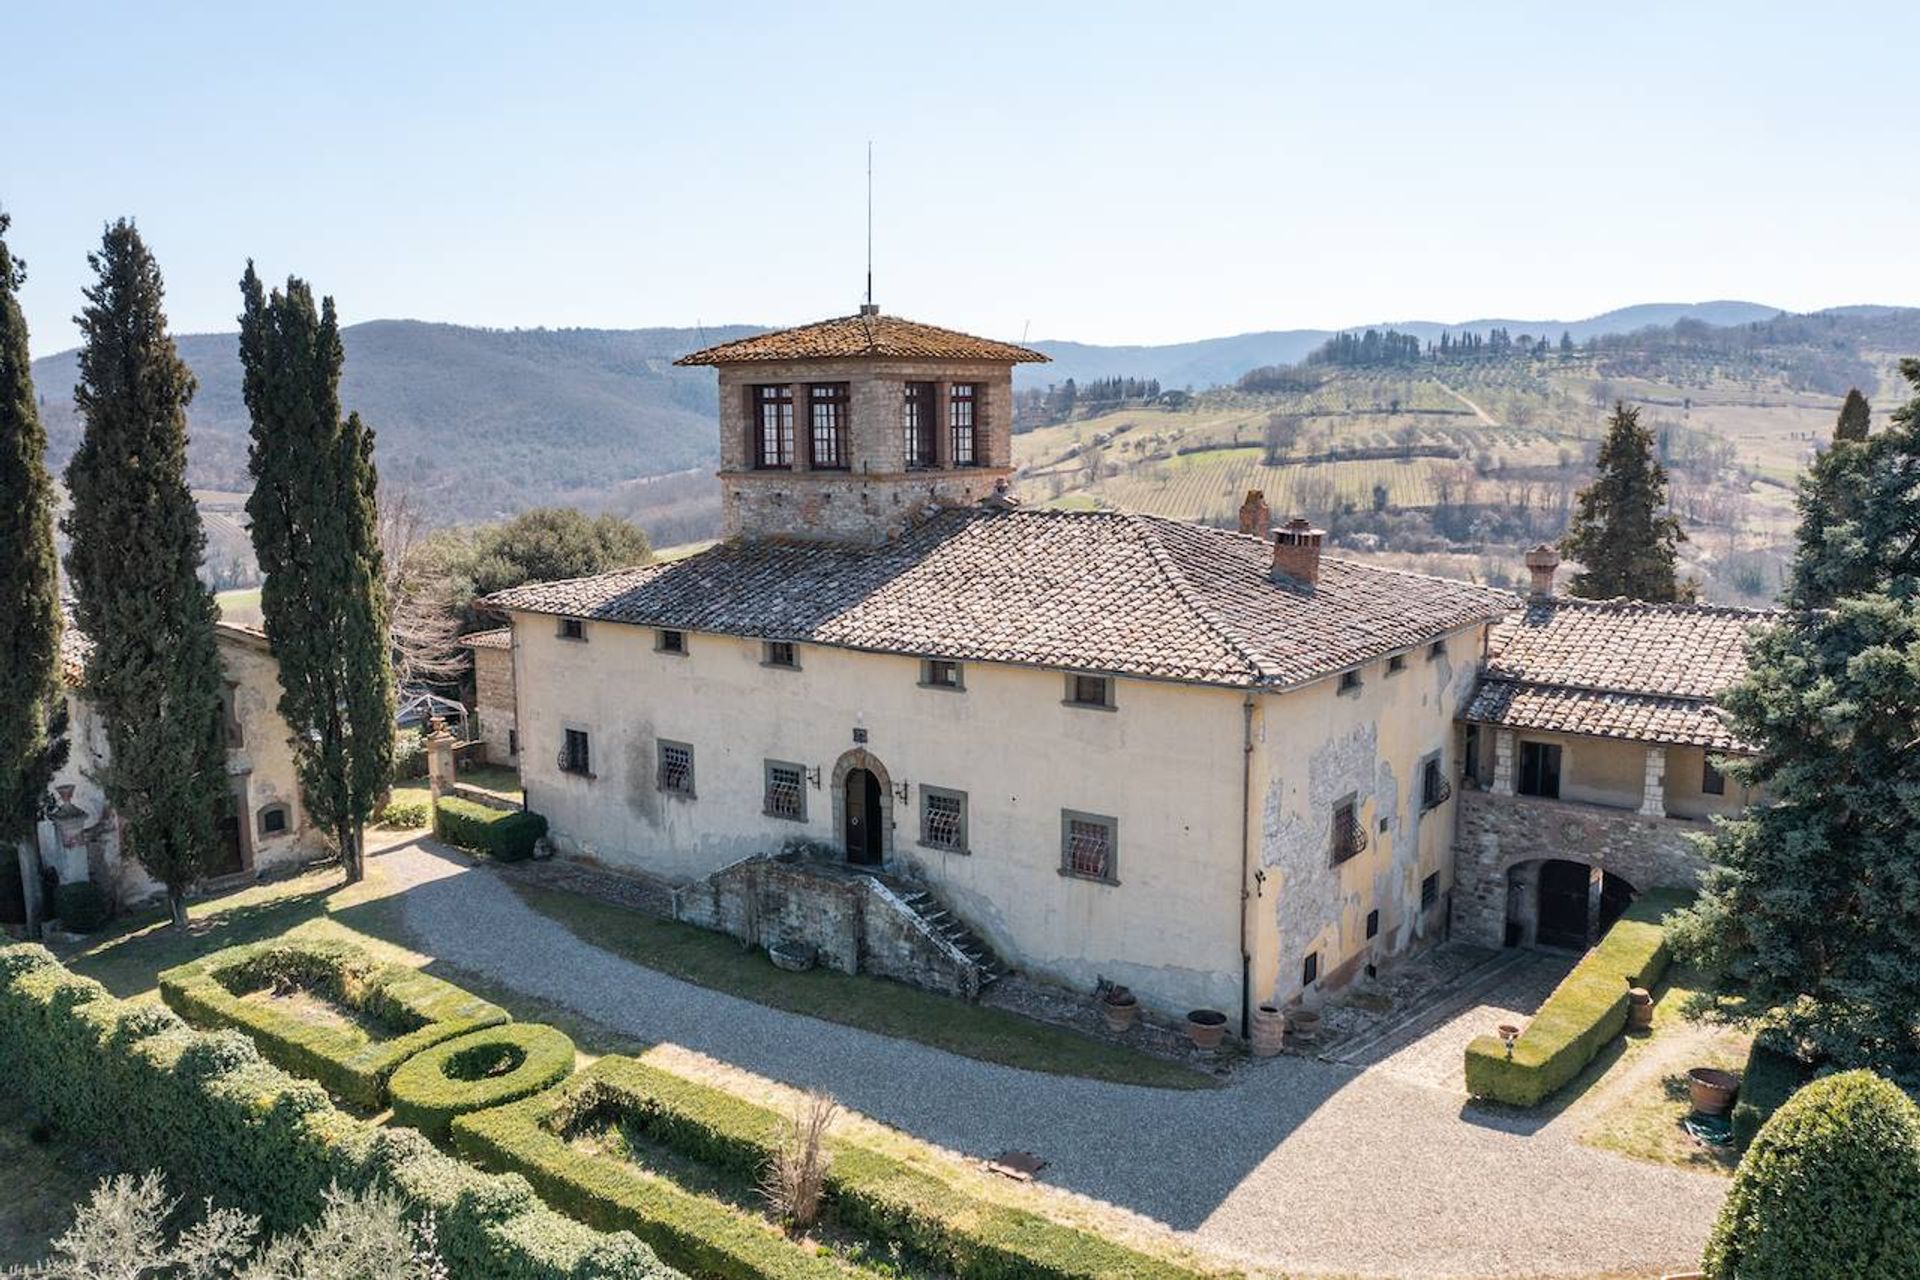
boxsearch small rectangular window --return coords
[560,728,592,777]
[920,786,968,853]
[1339,670,1363,694]
[1066,673,1112,709]
[559,618,585,641]
[1365,909,1380,940]
[949,384,980,467]
[1421,872,1440,911]
[921,659,964,690]
[764,760,806,821]
[657,629,687,655]
[752,385,794,469]
[903,382,937,470]
[1428,639,1447,661]
[763,640,798,669]
[1331,797,1367,865]
[657,741,695,796]
[1702,758,1726,796]
[807,383,849,470]
[258,804,289,837]
[1387,654,1407,675]
[1061,811,1117,883]
[1518,740,1561,799]
[1302,951,1320,987]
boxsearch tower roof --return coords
[675,311,1049,366]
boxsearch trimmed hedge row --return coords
[456,1057,1204,1280]
[436,796,547,861]
[1731,1032,1811,1151]
[158,938,509,1109]
[1465,887,1695,1107]
[0,942,672,1280]
[391,1023,579,1142]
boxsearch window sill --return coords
[559,769,596,782]
[763,808,807,823]
[918,681,965,693]
[918,840,970,856]
[760,662,800,672]
[655,649,689,658]
[1061,699,1117,713]
[751,465,793,472]
[557,634,588,644]
[1058,867,1120,886]
[658,787,697,801]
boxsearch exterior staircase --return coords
[886,881,1006,993]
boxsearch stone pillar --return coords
[425,716,457,804]
[1639,746,1667,818]
[1586,865,1606,944]
[1492,730,1516,796]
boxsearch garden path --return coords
[375,836,1726,1280]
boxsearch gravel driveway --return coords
[375,837,1724,1280]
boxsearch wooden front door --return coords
[214,812,247,878]
[1537,859,1591,950]
[844,768,882,866]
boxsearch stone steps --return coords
[895,887,1005,988]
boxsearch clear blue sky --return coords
[9,1,1917,356]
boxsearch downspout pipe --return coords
[1239,694,1256,1040]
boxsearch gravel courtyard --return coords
[376,836,1725,1280]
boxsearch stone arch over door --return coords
[830,748,896,866]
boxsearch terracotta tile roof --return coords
[483,509,1513,690]
[674,312,1049,367]
[1463,597,1780,750]
[459,628,512,650]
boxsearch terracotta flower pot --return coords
[1101,991,1139,1034]
[1627,987,1654,1029]
[1250,1003,1287,1057]
[1187,1008,1228,1051]
[1286,1008,1323,1045]
[1688,1067,1740,1115]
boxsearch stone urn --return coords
[1249,1003,1286,1057]
[768,940,817,973]
[1186,1008,1228,1051]
[1286,1008,1323,1046]
[1688,1067,1740,1116]
[1100,988,1139,1034]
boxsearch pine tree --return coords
[1786,363,1920,610]
[62,221,229,929]
[0,210,68,890]
[239,265,394,884]
[1834,387,1871,443]
[1558,402,1688,600]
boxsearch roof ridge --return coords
[1540,596,1784,619]
[1478,674,1720,705]
[1128,514,1288,684]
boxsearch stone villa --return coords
[477,305,1772,1028]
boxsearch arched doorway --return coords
[844,767,883,866]
[1512,858,1639,950]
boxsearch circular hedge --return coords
[1704,1069,1920,1279]
[389,1022,577,1140]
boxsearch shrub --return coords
[52,880,110,933]
[1465,887,1693,1107]
[759,1092,837,1230]
[0,941,668,1280]
[435,797,547,862]
[390,1023,578,1142]
[456,1057,1203,1280]
[158,938,509,1109]
[378,799,432,829]
[1703,1070,1920,1279]
[1731,1031,1811,1151]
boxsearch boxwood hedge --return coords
[0,942,672,1280]
[436,796,547,861]
[455,1056,1204,1280]
[1464,887,1694,1108]
[159,937,509,1109]
[391,1022,579,1141]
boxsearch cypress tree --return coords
[239,265,394,884]
[1559,401,1688,601]
[62,221,229,929]
[1834,387,1871,443]
[1787,363,1920,610]
[0,210,68,903]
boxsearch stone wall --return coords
[472,646,518,767]
[1450,788,1711,948]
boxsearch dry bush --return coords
[759,1091,839,1231]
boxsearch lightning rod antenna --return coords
[864,141,874,313]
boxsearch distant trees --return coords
[1558,402,1689,601]
[463,507,653,600]
[62,222,230,929]
[0,210,68,902]
[238,265,394,885]
[1309,329,1422,368]
[1834,387,1871,443]
[1262,412,1304,463]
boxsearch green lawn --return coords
[501,879,1218,1090]
[456,763,522,799]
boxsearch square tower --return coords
[676,306,1048,545]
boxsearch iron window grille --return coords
[764,761,806,821]
[1421,757,1452,811]
[921,788,967,852]
[258,804,290,837]
[921,659,963,690]
[949,384,979,467]
[1062,812,1116,882]
[559,729,592,777]
[1331,800,1368,865]
[763,640,798,669]
[1365,909,1380,939]
[1421,872,1440,911]
[1302,950,1320,986]
[752,385,794,469]
[657,741,695,796]
[903,382,937,469]
[808,383,850,470]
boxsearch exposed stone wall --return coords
[472,646,518,767]
[1450,788,1711,947]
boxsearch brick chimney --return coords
[1525,543,1561,598]
[1272,517,1325,586]
[1237,490,1271,537]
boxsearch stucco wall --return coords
[509,610,1250,1016]
[1248,628,1487,1010]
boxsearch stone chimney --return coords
[1272,517,1325,586]
[1237,490,1271,537]
[1525,544,1561,597]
